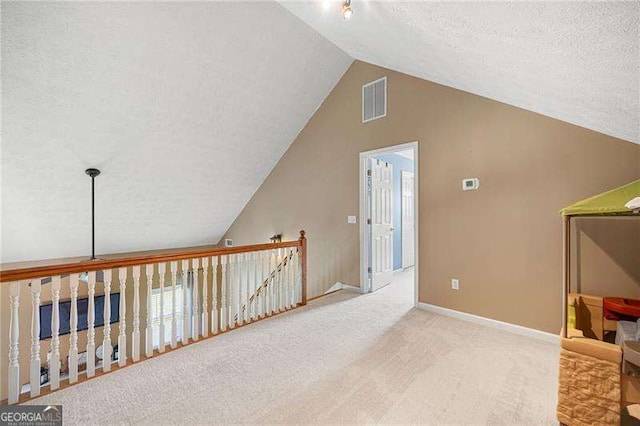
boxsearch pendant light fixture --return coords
[342,0,353,20]
[85,168,101,260]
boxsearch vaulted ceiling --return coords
[1,2,351,263]
[2,1,637,263]
[282,1,639,144]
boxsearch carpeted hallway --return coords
[26,269,559,424]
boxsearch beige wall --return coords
[224,60,640,334]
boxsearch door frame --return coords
[401,170,415,269]
[359,141,419,307]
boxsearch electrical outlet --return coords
[451,278,459,290]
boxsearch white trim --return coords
[342,284,364,293]
[331,282,363,294]
[417,303,559,345]
[395,149,414,160]
[362,76,387,123]
[359,141,419,308]
[401,170,415,270]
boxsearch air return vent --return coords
[362,76,387,123]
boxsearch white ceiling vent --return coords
[362,76,387,123]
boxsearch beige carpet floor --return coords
[27,269,559,425]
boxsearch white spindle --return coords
[246,252,252,323]
[87,271,97,377]
[283,251,290,310]
[220,255,228,332]
[280,249,286,312]
[289,250,295,308]
[170,261,177,349]
[50,276,61,389]
[145,264,154,358]
[192,260,200,340]
[8,281,20,404]
[252,252,258,321]
[102,270,113,372]
[201,257,209,337]
[268,250,275,315]
[158,263,166,353]
[118,267,127,367]
[29,279,42,396]
[181,260,189,345]
[229,255,235,329]
[274,250,280,313]
[211,257,219,334]
[237,254,244,325]
[132,266,141,362]
[293,247,302,306]
[261,251,267,317]
[68,274,79,384]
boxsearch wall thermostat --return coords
[462,178,480,191]
[224,238,233,247]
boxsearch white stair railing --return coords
[0,231,307,404]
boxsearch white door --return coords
[371,159,393,291]
[401,171,415,268]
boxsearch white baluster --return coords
[8,282,20,404]
[238,254,244,325]
[181,260,189,345]
[228,255,235,329]
[145,264,154,358]
[220,255,228,332]
[251,252,258,321]
[279,250,285,312]
[261,251,267,318]
[201,257,209,337]
[118,267,127,367]
[246,252,253,323]
[283,251,290,310]
[282,250,288,311]
[102,270,113,372]
[267,251,274,315]
[132,266,141,362]
[29,279,41,396]
[68,274,79,384]
[169,261,177,349]
[87,271,97,377]
[295,248,301,305]
[274,249,280,314]
[158,263,166,353]
[211,256,219,334]
[50,276,61,389]
[289,250,295,308]
[276,249,283,313]
[192,260,200,340]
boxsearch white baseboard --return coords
[417,302,559,345]
[334,282,363,293]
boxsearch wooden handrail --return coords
[0,231,307,284]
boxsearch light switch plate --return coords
[347,215,357,224]
[451,278,459,290]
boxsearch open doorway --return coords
[359,141,418,306]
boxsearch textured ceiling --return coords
[1,2,352,263]
[281,1,640,143]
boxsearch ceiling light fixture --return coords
[323,1,331,10]
[342,0,353,20]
